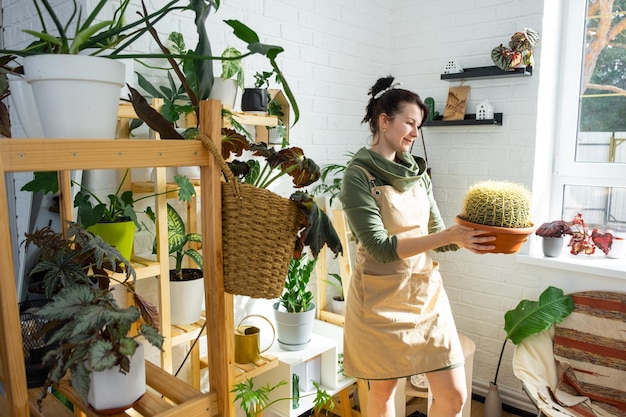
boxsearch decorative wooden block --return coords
[443,86,470,121]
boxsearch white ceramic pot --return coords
[170,269,205,325]
[273,302,316,351]
[177,166,201,179]
[209,78,238,109]
[88,343,145,413]
[23,54,125,138]
[541,236,564,257]
[6,74,44,138]
[331,297,345,316]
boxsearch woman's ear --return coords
[379,113,390,131]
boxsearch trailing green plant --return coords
[324,273,344,301]
[232,378,333,417]
[279,255,317,313]
[21,222,164,406]
[253,70,275,89]
[21,170,196,230]
[492,286,574,385]
[146,203,203,280]
[312,153,353,206]
[459,180,533,228]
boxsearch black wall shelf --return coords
[424,113,503,126]
[441,66,532,81]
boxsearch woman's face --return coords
[380,103,423,154]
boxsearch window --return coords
[555,0,626,235]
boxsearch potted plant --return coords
[0,0,183,139]
[23,222,164,412]
[455,180,535,254]
[131,8,301,133]
[241,70,274,112]
[147,203,204,325]
[324,273,345,315]
[535,219,572,257]
[273,255,318,351]
[232,377,333,417]
[21,169,196,260]
[209,46,244,109]
[564,212,624,257]
[207,129,342,299]
[486,286,573,417]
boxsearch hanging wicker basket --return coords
[200,135,304,299]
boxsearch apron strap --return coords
[353,165,380,195]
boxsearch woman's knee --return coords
[368,379,398,402]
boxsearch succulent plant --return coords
[459,180,533,228]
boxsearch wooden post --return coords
[199,100,235,417]
[0,156,30,417]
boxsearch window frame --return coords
[522,0,626,276]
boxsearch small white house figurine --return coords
[443,59,463,74]
[476,100,495,120]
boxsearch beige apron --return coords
[343,167,464,380]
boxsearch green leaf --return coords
[140,324,164,350]
[89,339,117,372]
[184,248,203,270]
[70,361,91,403]
[20,171,59,194]
[174,175,196,202]
[504,286,574,344]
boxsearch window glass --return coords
[576,0,626,164]
[562,185,626,232]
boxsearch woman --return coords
[339,76,495,417]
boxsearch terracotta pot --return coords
[455,216,535,254]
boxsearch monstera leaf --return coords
[504,286,574,344]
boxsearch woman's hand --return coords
[446,224,496,253]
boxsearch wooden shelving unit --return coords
[440,65,533,80]
[0,101,238,417]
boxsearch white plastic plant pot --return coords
[170,270,205,325]
[209,78,238,109]
[6,74,44,138]
[23,54,125,139]
[88,343,146,413]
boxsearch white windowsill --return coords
[516,252,626,280]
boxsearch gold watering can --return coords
[234,314,275,364]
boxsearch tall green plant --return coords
[232,378,333,417]
[492,286,574,384]
[279,255,317,313]
[147,203,203,279]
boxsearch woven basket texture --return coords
[221,182,301,298]
[199,132,304,299]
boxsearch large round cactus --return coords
[459,180,533,228]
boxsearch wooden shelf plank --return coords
[440,65,532,80]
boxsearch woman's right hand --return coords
[446,224,496,253]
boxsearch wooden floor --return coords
[406,397,531,417]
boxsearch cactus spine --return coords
[459,180,533,228]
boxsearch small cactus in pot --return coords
[456,180,534,253]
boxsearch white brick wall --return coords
[4,0,625,412]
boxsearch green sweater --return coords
[338,147,458,263]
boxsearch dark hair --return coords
[362,75,429,135]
